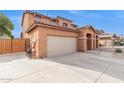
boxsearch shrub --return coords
[120,42,124,46]
[113,41,121,46]
[115,48,123,53]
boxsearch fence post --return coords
[11,39,12,53]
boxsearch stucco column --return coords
[29,30,41,59]
[93,35,96,50]
[96,35,99,48]
[91,35,94,50]
[78,30,86,52]
[37,30,47,58]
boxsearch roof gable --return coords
[79,25,96,33]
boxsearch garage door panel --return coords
[47,36,77,57]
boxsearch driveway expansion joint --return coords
[94,63,113,83]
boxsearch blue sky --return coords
[0,10,124,38]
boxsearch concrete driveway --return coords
[0,51,124,83]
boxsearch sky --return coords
[0,10,124,38]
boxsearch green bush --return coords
[120,42,124,46]
[115,48,123,53]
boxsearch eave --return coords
[25,22,79,33]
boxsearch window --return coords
[50,21,56,26]
[35,15,41,23]
[63,23,68,27]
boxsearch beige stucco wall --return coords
[22,12,99,58]
[22,12,76,33]
[26,26,98,58]
[26,27,39,58]
[37,26,78,58]
[22,13,30,38]
[22,24,99,58]
[78,27,97,51]
[99,39,113,46]
[56,18,74,28]
[41,17,52,24]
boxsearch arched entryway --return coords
[87,33,92,50]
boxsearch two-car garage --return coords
[27,23,98,59]
[47,36,77,57]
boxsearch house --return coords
[21,11,99,58]
[99,32,121,46]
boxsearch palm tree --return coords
[0,13,14,38]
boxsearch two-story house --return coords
[21,11,99,58]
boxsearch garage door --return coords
[47,36,77,57]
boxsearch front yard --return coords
[0,48,124,83]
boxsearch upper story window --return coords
[63,23,68,28]
[35,15,41,23]
[50,21,56,26]
[50,19,57,26]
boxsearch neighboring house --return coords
[0,31,11,39]
[21,11,99,58]
[120,35,124,41]
[99,32,121,46]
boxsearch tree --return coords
[0,13,14,38]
